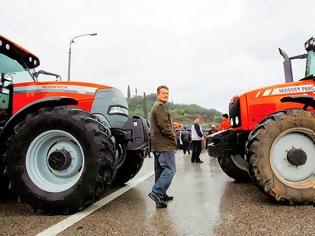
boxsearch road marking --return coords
[36,171,154,236]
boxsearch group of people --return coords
[148,85,231,209]
[178,113,231,162]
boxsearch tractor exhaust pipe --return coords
[279,48,294,83]
[279,48,307,83]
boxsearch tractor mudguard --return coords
[208,129,248,158]
[123,116,149,151]
[281,95,315,109]
[0,97,77,152]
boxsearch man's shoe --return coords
[162,195,174,201]
[196,160,204,163]
[148,193,167,207]
[156,202,167,208]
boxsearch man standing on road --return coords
[191,116,204,163]
[148,85,177,209]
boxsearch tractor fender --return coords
[281,95,315,109]
[0,97,78,152]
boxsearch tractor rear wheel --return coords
[247,109,315,204]
[218,153,251,182]
[5,107,116,214]
[112,150,144,186]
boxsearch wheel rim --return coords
[270,127,315,189]
[26,130,84,192]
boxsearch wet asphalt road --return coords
[1,151,315,236]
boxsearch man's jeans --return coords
[151,151,176,198]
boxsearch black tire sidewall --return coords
[218,154,251,182]
[112,150,144,186]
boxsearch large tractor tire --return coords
[247,109,315,204]
[112,150,144,186]
[218,153,251,182]
[0,163,12,198]
[4,107,116,214]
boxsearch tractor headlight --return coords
[229,96,241,128]
[108,106,128,116]
[235,116,239,125]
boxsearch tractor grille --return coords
[229,96,241,128]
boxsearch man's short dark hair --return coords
[223,113,229,119]
[157,85,169,94]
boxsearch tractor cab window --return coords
[305,50,315,77]
[0,54,35,83]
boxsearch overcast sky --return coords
[1,0,314,113]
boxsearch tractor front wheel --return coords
[247,109,315,204]
[5,107,116,214]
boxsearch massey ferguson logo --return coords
[14,84,97,95]
[271,85,313,95]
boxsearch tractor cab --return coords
[279,36,315,82]
[0,35,40,126]
[304,37,315,77]
[0,35,39,81]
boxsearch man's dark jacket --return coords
[149,100,176,152]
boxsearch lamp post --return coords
[67,33,97,81]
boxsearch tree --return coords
[142,92,148,119]
[127,92,222,125]
[127,85,131,99]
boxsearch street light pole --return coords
[67,33,97,81]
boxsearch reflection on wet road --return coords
[61,151,229,236]
[1,151,315,235]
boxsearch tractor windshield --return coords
[305,50,315,77]
[0,53,35,83]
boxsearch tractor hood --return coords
[244,77,314,99]
[229,78,314,131]
[13,81,113,115]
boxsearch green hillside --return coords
[127,93,222,128]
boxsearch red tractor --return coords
[209,37,314,204]
[0,35,149,214]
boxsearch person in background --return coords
[205,124,218,150]
[219,113,231,131]
[209,124,218,135]
[180,127,191,155]
[191,116,204,163]
[148,85,177,209]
